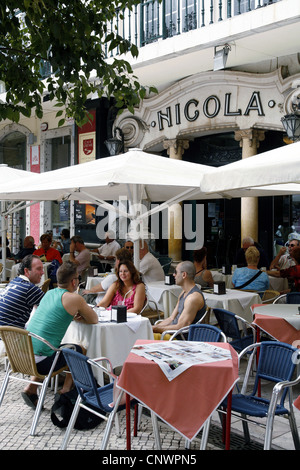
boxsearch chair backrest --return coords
[262,289,280,304]
[0,263,3,275]
[0,326,42,378]
[213,308,241,341]
[62,348,103,409]
[187,324,225,342]
[252,341,298,405]
[273,294,287,304]
[41,278,51,293]
[286,292,300,304]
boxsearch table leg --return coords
[225,390,232,450]
[126,393,131,450]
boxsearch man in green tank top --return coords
[23,261,98,408]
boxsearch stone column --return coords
[163,139,190,262]
[234,129,265,245]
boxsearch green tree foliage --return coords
[0,0,157,125]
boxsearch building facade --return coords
[0,0,299,266]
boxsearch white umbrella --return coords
[200,141,300,196]
[0,150,215,267]
[0,165,40,280]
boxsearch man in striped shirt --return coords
[0,255,45,329]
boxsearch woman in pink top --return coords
[97,260,146,313]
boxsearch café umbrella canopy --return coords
[0,150,215,267]
[200,141,300,196]
[0,165,40,280]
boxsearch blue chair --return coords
[60,349,161,450]
[286,292,300,304]
[220,341,300,450]
[187,324,226,342]
[213,308,256,352]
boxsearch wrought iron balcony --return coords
[105,0,281,52]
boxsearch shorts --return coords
[36,343,83,375]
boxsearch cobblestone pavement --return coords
[0,358,300,453]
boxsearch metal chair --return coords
[219,341,300,450]
[261,289,280,304]
[60,348,161,450]
[273,294,287,304]
[286,292,300,304]
[213,308,256,353]
[0,326,68,436]
[140,295,163,324]
[160,307,211,340]
[186,323,227,342]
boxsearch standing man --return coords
[0,255,45,329]
[152,261,206,336]
[69,235,91,277]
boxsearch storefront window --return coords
[0,131,27,254]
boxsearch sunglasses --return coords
[289,244,297,247]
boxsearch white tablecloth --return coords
[203,289,262,323]
[62,314,153,385]
[146,281,182,318]
[252,304,300,329]
[211,270,288,292]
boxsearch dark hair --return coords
[71,235,84,245]
[18,254,41,275]
[61,229,70,239]
[116,260,141,295]
[56,261,78,286]
[115,247,132,261]
[193,247,207,263]
[40,233,52,243]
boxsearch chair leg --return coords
[0,368,10,406]
[30,377,51,436]
[150,411,161,450]
[60,395,82,450]
[288,410,300,450]
[100,391,124,450]
[200,417,211,450]
[241,414,251,444]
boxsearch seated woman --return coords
[97,259,146,314]
[232,246,269,292]
[193,246,214,288]
[268,246,300,292]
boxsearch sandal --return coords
[21,392,39,409]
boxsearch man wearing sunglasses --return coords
[269,238,300,271]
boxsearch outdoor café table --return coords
[62,311,154,385]
[117,339,239,450]
[145,281,182,318]
[203,288,262,324]
[252,304,300,345]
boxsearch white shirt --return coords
[139,252,164,283]
[95,273,117,304]
[98,240,120,257]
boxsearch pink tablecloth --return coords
[117,339,239,441]
[252,305,300,345]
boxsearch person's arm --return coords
[203,269,214,287]
[128,283,146,313]
[82,281,104,295]
[152,294,186,333]
[69,240,78,265]
[269,246,286,270]
[62,293,98,324]
[97,282,117,308]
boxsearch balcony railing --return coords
[106,0,281,52]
